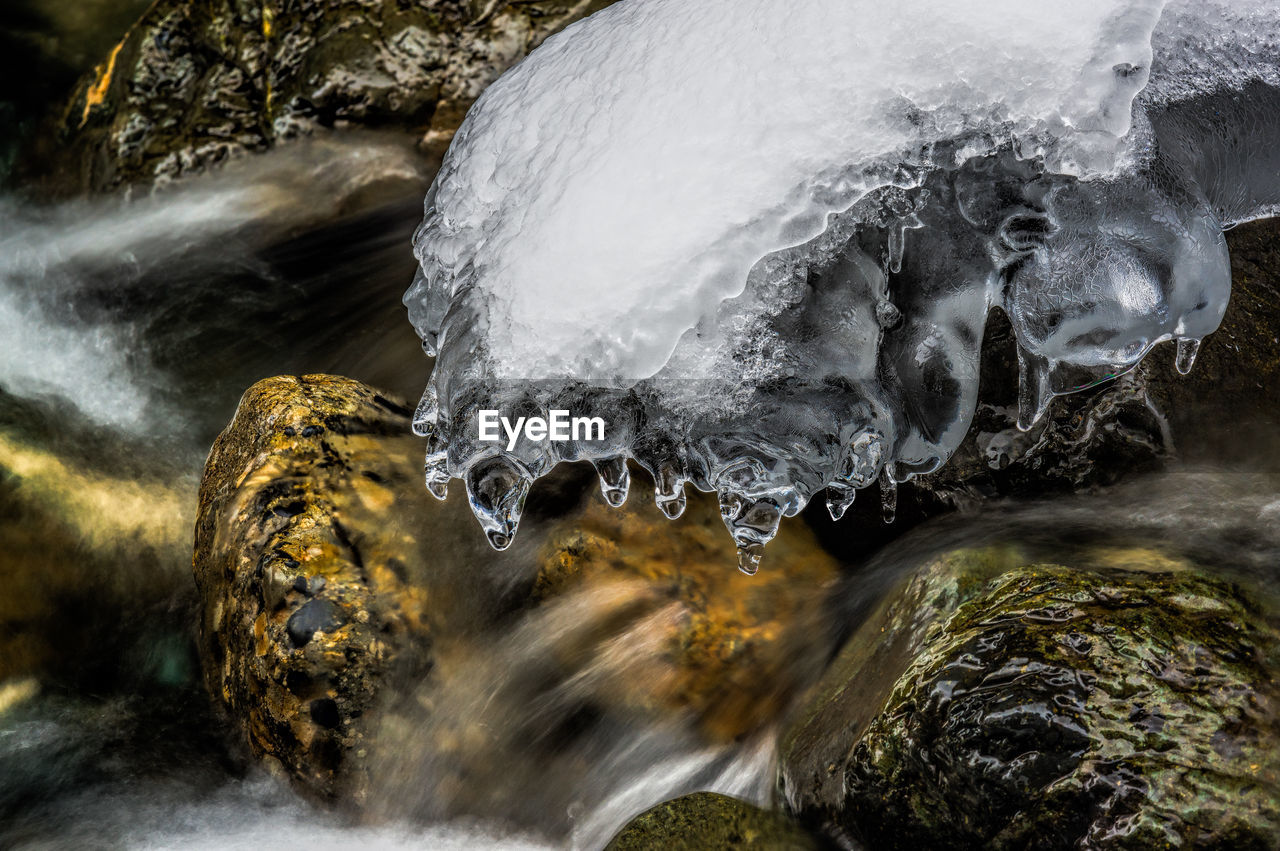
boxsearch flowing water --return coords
[1,54,1278,851]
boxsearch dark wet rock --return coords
[0,0,152,183]
[605,792,824,851]
[28,0,614,194]
[779,545,1280,850]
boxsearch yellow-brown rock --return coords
[534,480,839,742]
[194,374,451,802]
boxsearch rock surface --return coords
[194,374,450,801]
[605,792,824,851]
[532,476,840,742]
[33,0,613,193]
[779,545,1280,850]
[195,373,842,806]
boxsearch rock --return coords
[28,0,614,194]
[0,0,152,184]
[779,545,1280,850]
[196,374,842,809]
[532,477,840,741]
[193,374,448,802]
[605,792,824,851]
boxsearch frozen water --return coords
[406,0,1280,564]
[411,0,1163,381]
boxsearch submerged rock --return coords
[29,0,613,194]
[605,792,823,851]
[532,478,839,742]
[196,374,841,812]
[779,545,1280,850]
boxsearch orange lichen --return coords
[80,41,125,128]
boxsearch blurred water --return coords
[1,133,1278,850]
[0,136,795,849]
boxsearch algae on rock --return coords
[605,791,824,851]
[780,546,1280,850]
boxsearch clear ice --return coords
[405,0,1280,566]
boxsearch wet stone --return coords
[605,792,823,851]
[286,599,344,647]
[30,0,618,193]
[194,374,446,802]
[779,546,1280,850]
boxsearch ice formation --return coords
[405,0,1280,570]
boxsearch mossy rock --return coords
[779,546,1280,850]
[606,792,824,851]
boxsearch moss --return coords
[781,547,1280,849]
[606,792,824,851]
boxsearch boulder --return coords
[33,0,614,193]
[779,545,1280,850]
[193,374,447,801]
[605,792,824,851]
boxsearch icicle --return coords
[464,455,532,551]
[411,383,440,438]
[719,488,783,575]
[737,544,764,576]
[879,463,898,524]
[594,457,630,507]
[1016,346,1053,432]
[424,449,450,501]
[654,463,686,519]
[887,223,905,274]
[1175,337,1201,376]
[825,482,857,521]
